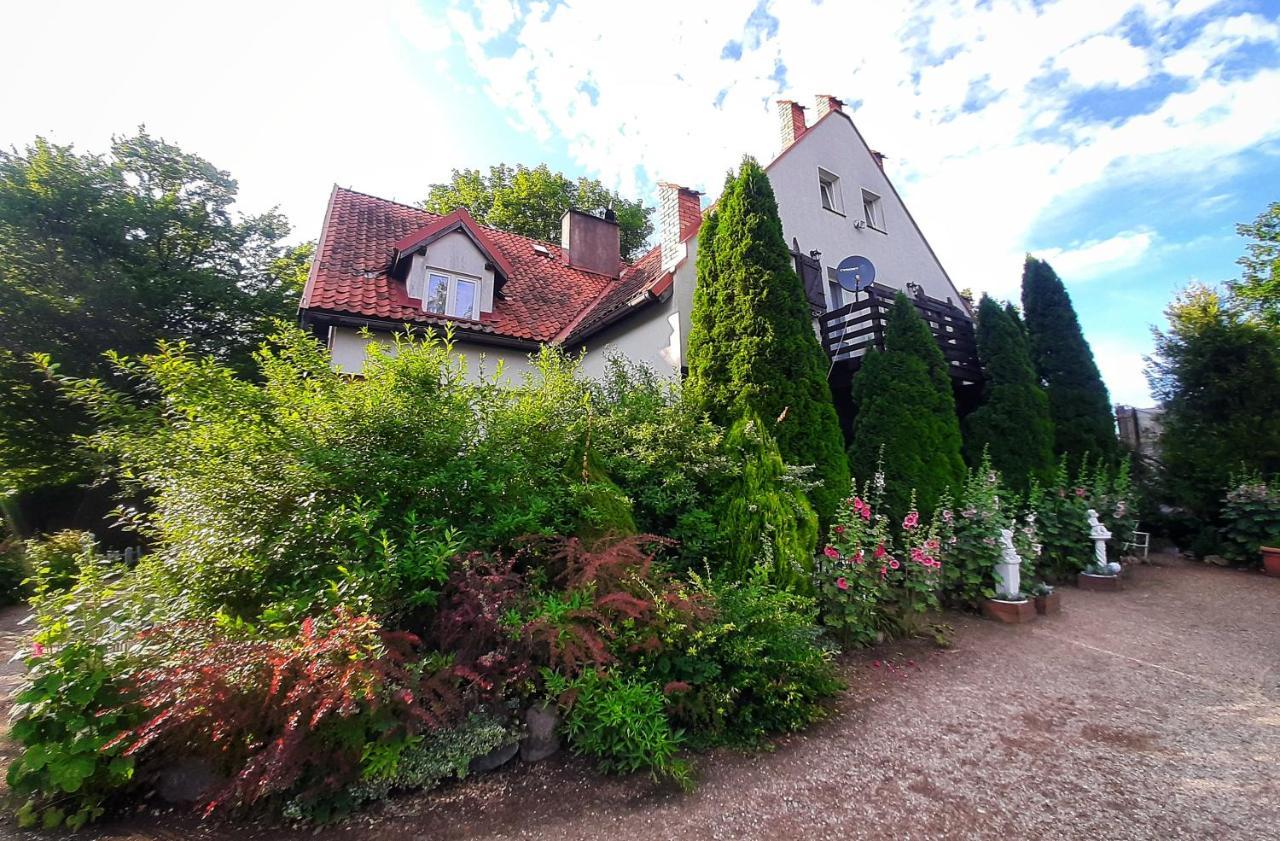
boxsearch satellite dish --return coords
[835,255,876,293]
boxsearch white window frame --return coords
[414,268,481,320]
[862,189,885,232]
[818,167,843,214]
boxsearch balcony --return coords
[818,284,982,386]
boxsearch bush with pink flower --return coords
[818,469,946,646]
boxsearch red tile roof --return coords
[301,187,669,345]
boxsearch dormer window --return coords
[409,269,479,320]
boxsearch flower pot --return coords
[981,598,1036,624]
[1078,572,1123,592]
[1034,592,1061,615]
[1262,547,1280,578]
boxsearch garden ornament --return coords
[1087,509,1116,573]
[995,528,1023,599]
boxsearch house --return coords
[1115,405,1164,461]
[298,94,977,392]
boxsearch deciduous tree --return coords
[424,164,653,261]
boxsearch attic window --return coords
[862,189,885,232]
[408,269,479,320]
[532,243,551,257]
[818,168,843,215]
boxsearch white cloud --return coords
[432,0,1280,302]
[0,0,463,233]
[1055,34,1151,88]
[1091,338,1155,407]
[1035,231,1157,282]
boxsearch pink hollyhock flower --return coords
[31,642,44,657]
[398,689,414,705]
[853,496,865,512]
[925,538,940,552]
[860,506,871,521]
[902,510,919,529]
[879,565,888,578]
[1075,487,1087,497]
[836,577,848,590]
[853,550,864,564]
[874,543,886,559]
[824,545,840,559]
[889,559,900,570]
[834,524,846,535]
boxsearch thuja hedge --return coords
[7,328,839,827]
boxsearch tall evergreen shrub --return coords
[718,413,819,592]
[963,295,1056,490]
[685,158,849,524]
[1020,256,1118,464]
[848,293,966,516]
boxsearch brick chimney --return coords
[658,182,703,272]
[777,100,806,149]
[815,94,844,118]
[560,208,620,278]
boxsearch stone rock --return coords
[469,740,519,773]
[154,758,224,804]
[520,703,561,762]
[1205,554,1230,567]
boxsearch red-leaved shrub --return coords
[111,608,481,814]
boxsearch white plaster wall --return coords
[328,326,539,383]
[574,295,682,381]
[767,113,964,308]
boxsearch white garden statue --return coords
[1086,509,1120,574]
[995,528,1023,599]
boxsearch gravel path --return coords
[2,555,1277,840]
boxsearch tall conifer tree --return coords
[964,295,1056,490]
[848,293,966,516]
[685,158,849,524]
[1020,256,1118,463]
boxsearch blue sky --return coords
[2,0,1278,405]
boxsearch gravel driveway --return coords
[2,555,1277,841]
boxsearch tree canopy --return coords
[848,293,965,516]
[963,295,1056,490]
[423,163,654,262]
[0,129,305,503]
[1227,200,1280,327]
[1020,256,1118,465]
[1147,284,1280,520]
[685,157,849,525]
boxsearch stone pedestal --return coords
[1078,572,1123,592]
[982,598,1036,623]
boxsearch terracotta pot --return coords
[1262,547,1280,578]
[1078,572,1123,592]
[981,598,1036,624]
[1034,592,1061,615]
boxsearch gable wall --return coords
[767,114,963,309]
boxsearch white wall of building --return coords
[767,113,964,309]
[328,325,539,383]
[574,295,682,381]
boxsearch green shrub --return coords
[23,530,96,594]
[6,640,138,830]
[0,536,28,604]
[1219,474,1280,566]
[316,713,515,820]
[546,668,691,788]
[1031,458,1091,581]
[717,413,818,591]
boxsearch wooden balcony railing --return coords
[818,284,982,384]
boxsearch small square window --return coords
[818,168,843,214]
[862,190,885,232]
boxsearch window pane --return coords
[453,278,477,320]
[426,273,448,313]
[820,182,833,210]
